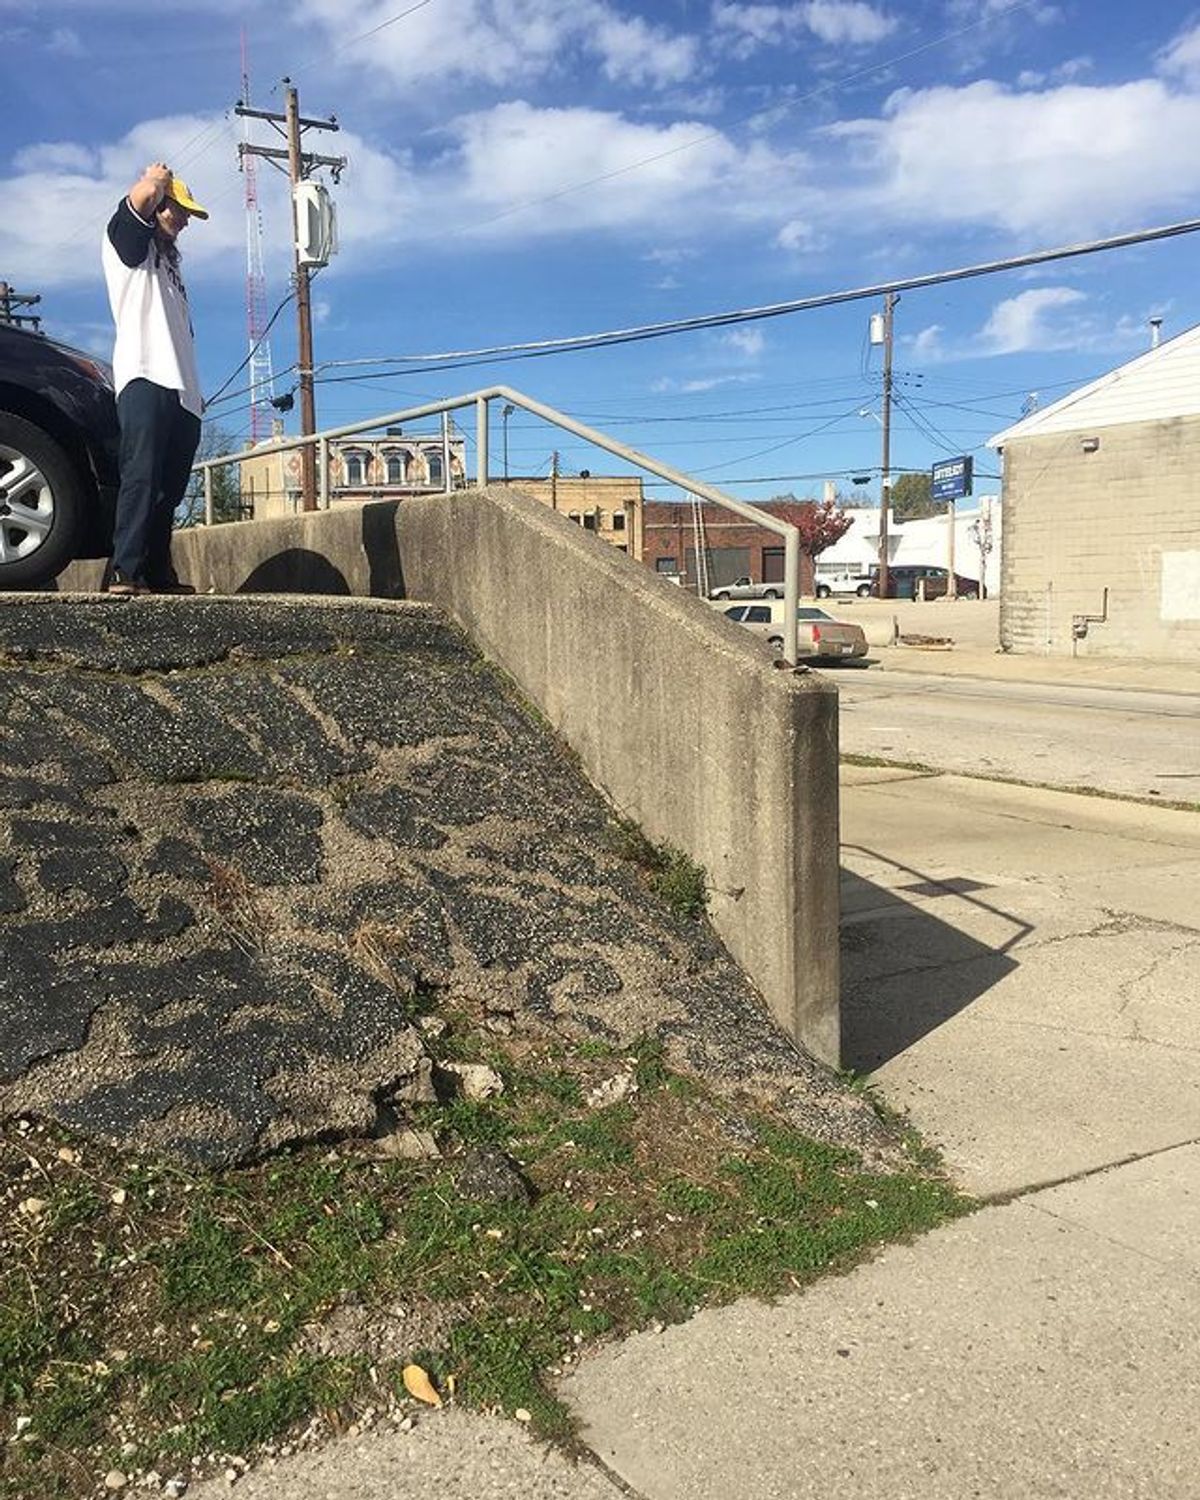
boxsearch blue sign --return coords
[931,455,973,502]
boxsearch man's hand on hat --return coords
[145,162,173,205]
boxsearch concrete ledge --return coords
[61,492,841,1064]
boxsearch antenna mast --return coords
[240,31,275,443]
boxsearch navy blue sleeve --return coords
[106,198,154,268]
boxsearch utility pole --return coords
[878,291,896,601]
[551,450,560,511]
[236,80,344,511]
[0,282,42,331]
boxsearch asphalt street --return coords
[835,667,1200,800]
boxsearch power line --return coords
[302,213,1200,383]
[204,291,295,409]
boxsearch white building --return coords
[814,499,1002,596]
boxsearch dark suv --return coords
[871,565,981,600]
[0,323,119,589]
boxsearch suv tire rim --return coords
[0,445,55,564]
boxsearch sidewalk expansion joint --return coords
[979,1134,1200,1209]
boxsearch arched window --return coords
[427,450,443,487]
[343,450,368,485]
[385,452,406,484]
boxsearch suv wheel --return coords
[816,585,831,598]
[0,413,84,588]
[856,583,872,596]
[763,588,780,599]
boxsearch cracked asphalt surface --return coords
[0,595,884,1167]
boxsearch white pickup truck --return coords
[708,576,783,600]
[815,571,875,599]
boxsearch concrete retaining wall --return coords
[61,489,842,1064]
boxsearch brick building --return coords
[990,325,1200,661]
[642,499,817,595]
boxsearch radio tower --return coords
[240,32,275,443]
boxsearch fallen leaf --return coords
[402,1364,442,1408]
[17,1198,47,1217]
[110,1189,128,1207]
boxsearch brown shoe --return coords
[148,579,197,595]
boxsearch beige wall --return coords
[1000,416,1200,660]
[64,492,841,1065]
[509,475,644,561]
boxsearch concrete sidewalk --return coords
[838,596,1200,696]
[562,771,1200,1498]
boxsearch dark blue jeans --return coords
[112,379,201,583]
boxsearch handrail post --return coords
[783,529,800,666]
[203,466,214,527]
[476,396,489,487]
[318,436,330,510]
[441,412,452,494]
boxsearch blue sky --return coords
[4,0,1200,501]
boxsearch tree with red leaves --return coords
[765,496,854,592]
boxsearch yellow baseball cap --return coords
[166,176,208,220]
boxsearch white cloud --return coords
[805,1,897,44]
[823,78,1200,238]
[643,246,698,266]
[47,25,83,55]
[1017,55,1090,88]
[713,1,896,58]
[294,0,698,91]
[1157,22,1200,88]
[722,327,765,356]
[0,102,807,288]
[776,218,823,252]
[977,286,1086,353]
[12,142,97,174]
[430,100,800,242]
[652,373,758,393]
[0,113,253,287]
[910,323,945,360]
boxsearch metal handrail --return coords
[194,384,802,663]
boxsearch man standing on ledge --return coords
[102,160,207,595]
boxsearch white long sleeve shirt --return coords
[102,198,203,418]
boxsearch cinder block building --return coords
[990,328,1200,661]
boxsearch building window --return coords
[427,451,443,487]
[656,557,678,573]
[613,512,626,532]
[344,451,368,485]
[582,512,597,531]
[385,452,407,484]
[568,510,582,524]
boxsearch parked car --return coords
[709,576,783,600]
[721,603,869,661]
[0,322,119,589]
[870,565,980,600]
[815,571,874,599]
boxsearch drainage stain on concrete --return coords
[0,597,884,1167]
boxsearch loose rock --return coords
[456,1145,533,1206]
[440,1062,505,1101]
